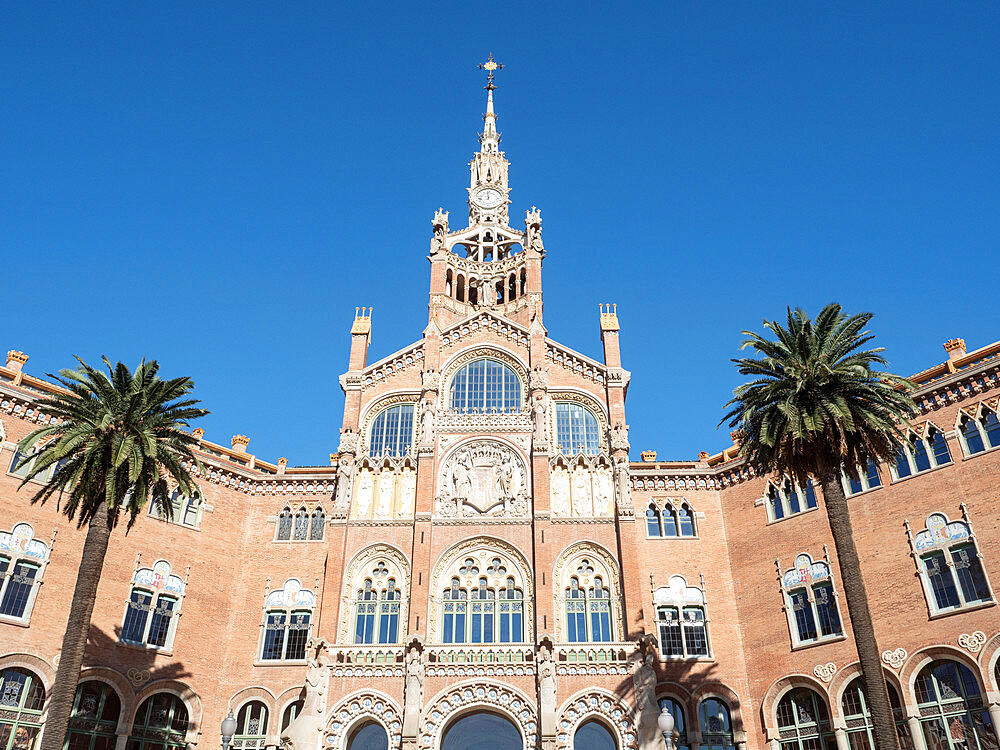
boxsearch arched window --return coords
[0,668,45,750]
[841,677,913,750]
[280,702,303,733]
[449,359,522,413]
[561,553,618,643]
[775,688,835,750]
[276,508,293,541]
[309,507,325,541]
[442,714,521,750]
[0,523,49,622]
[127,694,188,750]
[658,698,690,750]
[646,505,663,537]
[121,560,185,650]
[347,722,388,750]
[68,681,121,750]
[913,513,993,613]
[261,579,315,661]
[293,508,309,541]
[959,406,1000,457]
[438,550,525,644]
[353,576,400,645]
[232,702,268,750]
[574,720,617,750]
[499,576,524,643]
[442,577,468,644]
[699,699,735,750]
[780,554,843,646]
[915,660,997,750]
[368,404,415,458]
[149,490,201,529]
[654,575,709,658]
[892,426,953,480]
[765,480,818,521]
[555,403,602,454]
[843,460,882,496]
[445,270,453,298]
[471,576,495,643]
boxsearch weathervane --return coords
[478,53,503,90]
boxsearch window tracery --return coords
[653,575,710,658]
[775,688,834,750]
[842,460,882,496]
[554,402,602,455]
[148,490,202,529]
[957,402,1000,457]
[121,560,186,651]
[779,554,843,647]
[554,544,623,644]
[915,660,995,750]
[368,404,416,458]
[909,511,993,614]
[890,423,952,480]
[764,479,818,522]
[447,358,522,413]
[0,523,49,623]
[0,668,45,750]
[128,693,189,750]
[275,505,326,541]
[68,680,121,750]
[340,545,410,645]
[232,701,268,750]
[699,698,736,750]
[646,500,697,538]
[260,578,315,661]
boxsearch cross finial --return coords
[478,53,503,90]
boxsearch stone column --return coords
[907,715,929,750]
[987,703,1000,749]
[833,727,850,750]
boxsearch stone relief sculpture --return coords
[631,636,661,750]
[532,395,549,447]
[376,469,395,518]
[609,421,630,454]
[355,469,374,518]
[537,643,557,735]
[594,466,614,516]
[402,638,425,738]
[529,366,548,393]
[334,458,355,511]
[614,457,633,514]
[280,638,333,750]
[436,441,529,517]
[572,467,593,516]
[419,400,436,445]
[398,468,416,517]
[550,466,571,516]
[337,430,359,456]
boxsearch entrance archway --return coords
[441,712,521,750]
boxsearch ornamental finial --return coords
[478,53,503,90]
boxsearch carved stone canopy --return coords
[436,440,529,518]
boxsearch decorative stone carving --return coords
[813,662,836,683]
[538,643,557,737]
[418,683,537,750]
[529,366,548,393]
[280,638,333,750]
[881,648,907,670]
[398,468,416,517]
[355,469,374,518]
[326,692,402,750]
[419,401,436,446]
[609,422,630,454]
[436,441,528,517]
[631,636,660,750]
[551,467,571,516]
[337,430,359,456]
[402,638,425,738]
[126,668,150,688]
[533,395,549,448]
[959,631,987,654]
[376,469,395,518]
[555,691,637,750]
[334,458,355,511]
[614,457,633,515]
[594,467,613,516]
[572,466,593,517]
[421,369,440,394]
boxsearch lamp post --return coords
[221,710,237,750]
[658,704,676,750]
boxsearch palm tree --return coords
[722,304,915,750]
[14,357,207,750]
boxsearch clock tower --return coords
[427,56,545,330]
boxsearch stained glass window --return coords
[67,681,121,750]
[127,694,188,750]
[775,688,835,750]
[916,661,998,750]
[700,699,736,750]
[232,702,268,750]
[0,669,44,750]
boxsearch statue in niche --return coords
[355,469,374,518]
[594,467,613,516]
[551,467,571,516]
[532,395,548,445]
[572,467,593,516]
[334,458,355,511]
[376,469,394,518]
[529,366,548,393]
[419,400,436,445]
[537,644,557,723]
[613,456,632,513]
[609,421,630,454]
[398,469,416,517]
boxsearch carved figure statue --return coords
[376,469,394,518]
[421,369,440,393]
[452,459,472,501]
[594,467,613,517]
[399,469,416,517]
[537,644,557,721]
[497,456,514,499]
[613,457,632,513]
[551,467,571,516]
[279,639,332,750]
[355,469,374,518]
[609,421,630,454]
[573,468,593,517]
[631,645,656,710]
[419,401,436,445]
[334,459,355,511]
[529,366,548,393]
[532,395,549,445]
[337,430,359,456]
[402,639,425,737]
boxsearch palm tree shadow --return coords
[82,623,192,685]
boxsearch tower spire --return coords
[478,54,502,154]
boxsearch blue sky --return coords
[4,3,998,465]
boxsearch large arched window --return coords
[369,404,415,457]
[841,677,912,750]
[0,668,45,750]
[565,572,612,643]
[574,720,617,750]
[555,403,602,455]
[699,699,736,750]
[67,681,121,750]
[442,713,521,750]
[436,548,526,644]
[260,579,315,661]
[353,576,400,645]
[347,722,388,750]
[557,548,620,644]
[127,694,188,750]
[232,702,268,750]
[915,660,998,750]
[449,359,522,413]
[775,688,835,750]
[658,698,690,750]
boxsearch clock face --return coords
[473,187,504,209]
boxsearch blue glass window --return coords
[803,480,817,508]
[814,583,841,636]
[0,562,38,619]
[470,578,495,643]
[962,417,986,454]
[499,579,523,643]
[449,359,522,413]
[377,580,399,644]
[769,486,785,520]
[895,448,912,479]
[789,589,817,642]
[984,411,1000,449]
[555,403,602,454]
[442,579,467,644]
[865,460,881,488]
[951,544,991,604]
[646,506,662,537]
[574,720,616,750]
[354,580,377,644]
[662,507,679,537]
[678,505,696,537]
[589,577,612,642]
[566,579,587,643]
[121,589,153,644]
[923,551,960,610]
[931,430,952,465]
[348,723,388,750]
[913,438,932,472]
[368,404,415,457]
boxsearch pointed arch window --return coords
[780,554,843,647]
[843,460,882,497]
[958,405,1000,457]
[68,681,121,750]
[148,490,202,529]
[442,578,468,644]
[369,404,416,458]
[912,513,993,614]
[353,575,400,645]
[448,358,522,413]
[555,403,602,455]
[563,556,617,643]
[699,699,736,750]
[647,501,697,537]
[276,508,293,541]
[438,550,525,644]
[0,523,49,623]
[765,480,818,522]
[260,579,315,661]
[121,560,185,650]
[891,425,953,480]
[309,508,325,541]
[498,576,523,642]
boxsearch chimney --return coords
[192,428,205,441]
[277,457,287,475]
[640,450,657,462]
[6,350,28,373]
[943,338,967,361]
[231,435,250,453]
[698,451,710,464]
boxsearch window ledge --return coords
[117,640,173,657]
[845,485,883,500]
[645,535,700,541]
[658,655,715,663]
[147,516,201,532]
[253,660,309,667]
[928,600,995,620]
[766,506,821,526]
[890,462,953,484]
[790,634,847,652]
[962,443,1000,461]
[271,539,326,544]
[0,614,32,628]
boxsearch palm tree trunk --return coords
[40,501,112,750]
[819,468,899,750]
